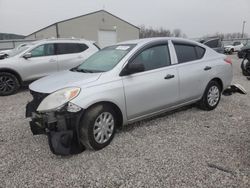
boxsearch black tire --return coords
[79,104,117,150]
[238,51,245,59]
[242,61,250,76]
[229,49,234,54]
[245,62,250,76]
[198,81,222,111]
[0,72,20,96]
[242,70,249,76]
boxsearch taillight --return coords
[224,58,232,65]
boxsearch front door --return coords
[122,44,179,120]
[20,43,58,81]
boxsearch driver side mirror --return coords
[120,62,145,76]
[23,52,32,59]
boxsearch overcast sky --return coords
[0,0,249,38]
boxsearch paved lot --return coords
[0,55,249,187]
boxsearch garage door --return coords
[98,30,117,48]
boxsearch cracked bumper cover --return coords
[26,101,85,155]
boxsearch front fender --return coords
[71,80,128,124]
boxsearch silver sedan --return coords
[26,37,233,155]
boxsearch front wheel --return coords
[0,72,20,96]
[198,81,221,111]
[79,104,117,150]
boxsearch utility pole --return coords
[242,21,246,38]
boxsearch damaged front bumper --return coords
[26,101,85,155]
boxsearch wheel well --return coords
[86,101,123,130]
[0,69,22,85]
[211,78,223,90]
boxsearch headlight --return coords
[37,87,81,112]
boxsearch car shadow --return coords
[120,104,196,133]
[17,86,29,94]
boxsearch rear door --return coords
[56,42,89,71]
[122,43,179,120]
[20,43,58,81]
[172,41,209,102]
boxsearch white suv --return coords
[224,41,244,54]
[0,39,99,95]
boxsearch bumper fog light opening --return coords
[67,102,82,113]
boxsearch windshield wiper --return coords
[70,67,105,73]
[77,69,94,73]
[70,67,94,73]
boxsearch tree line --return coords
[139,25,187,38]
[207,32,249,40]
[139,25,249,40]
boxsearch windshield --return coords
[74,44,135,73]
[8,45,31,57]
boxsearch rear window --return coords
[56,43,89,55]
[174,43,205,63]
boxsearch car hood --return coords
[29,70,102,94]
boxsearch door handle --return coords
[204,66,212,71]
[164,74,175,79]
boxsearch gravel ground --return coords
[0,55,249,187]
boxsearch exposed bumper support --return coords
[223,84,247,96]
[26,102,85,155]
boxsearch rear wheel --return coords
[79,104,117,150]
[0,72,20,96]
[198,81,221,111]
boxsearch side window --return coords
[30,44,55,57]
[174,44,197,63]
[195,46,206,59]
[79,44,89,52]
[56,43,89,55]
[233,42,240,46]
[30,45,44,57]
[131,45,171,72]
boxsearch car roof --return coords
[117,37,200,46]
[34,38,93,45]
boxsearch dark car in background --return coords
[238,40,250,58]
[200,37,224,53]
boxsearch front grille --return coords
[26,90,49,117]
